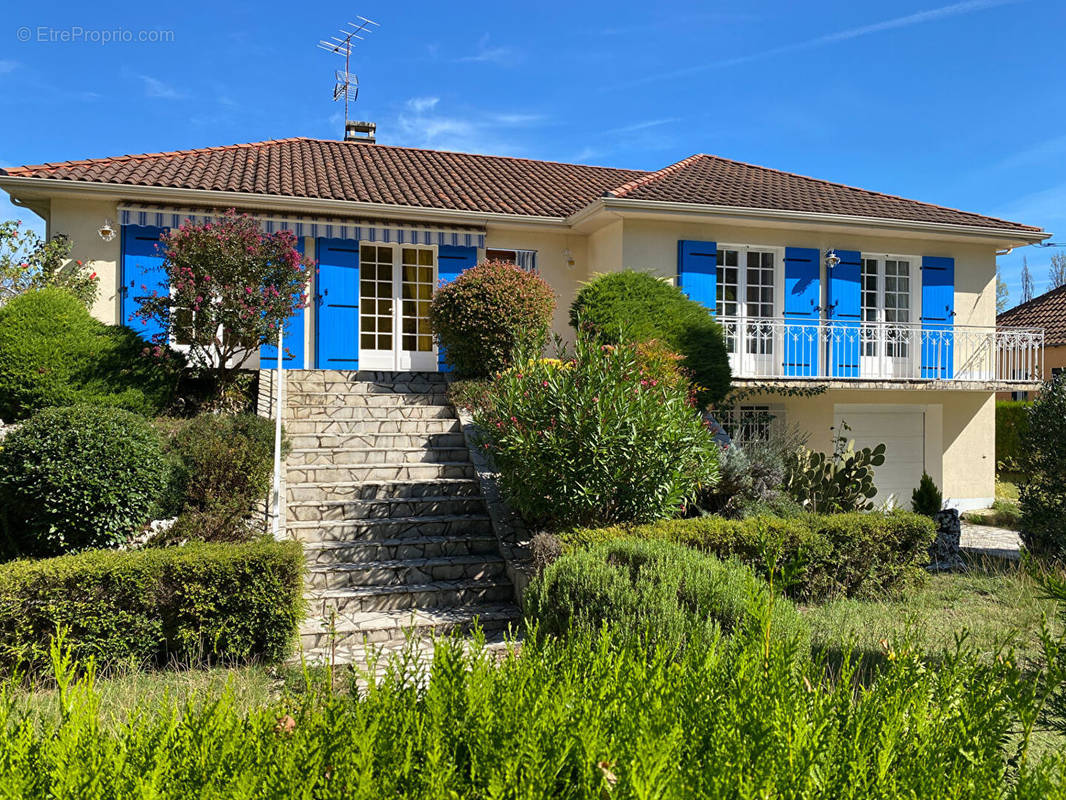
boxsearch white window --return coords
[486,248,537,271]
[717,405,778,444]
[717,246,778,355]
[861,255,913,359]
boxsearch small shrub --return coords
[1020,374,1066,558]
[0,405,169,557]
[429,260,556,377]
[0,540,303,672]
[997,399,1030,473]
[570,270,732,406]
[526,537,808,653]
[0,219,99,309]
[697,427,807,518]
[785,424,886,513]
[0,288,180,421]
[474,334,718,529]
[565,511,937,602]
[911,471,943,517]
[446,378,494,412]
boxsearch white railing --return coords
[716,316,1044,383]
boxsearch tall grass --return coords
[1,613,1064,798]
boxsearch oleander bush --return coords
[429,259,556,377]
[1,604,1064,797]
[1020,374,1066,558]
[158,413,279,543]
[997,399,1030,474]
[0,288,181,421]
[570,269,731,406]
[0,540,303,672]
[474,333,718,529]
[0,405,170,558]
[526,537,808,654]
[563,511,937,602]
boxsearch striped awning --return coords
[118,204,486,249]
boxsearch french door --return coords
[359,244,438,371]
[861,256,916,379]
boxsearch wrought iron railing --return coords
[715,316,1044,383]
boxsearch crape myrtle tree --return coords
[135,210,311,398]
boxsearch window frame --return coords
[859,252,921,360]
[485,247,538,272]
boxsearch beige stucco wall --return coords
[48,196,122,324]
[762,388,995,505]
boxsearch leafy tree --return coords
[1019,373,1066,559]
[0,220,98,308]
[996,269,1009,313]
[135,211,311,397]
[1021,256,1036,303]
[1050,252,1066,290]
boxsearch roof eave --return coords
[0,175,573,231]
[570,196,1049,246]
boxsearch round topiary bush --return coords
[429,260,556,377]
[1020,373,1066,558]
[570,270,732,407]
[526,537,808,654]
[0,288,181,422]
[0,405,170,556]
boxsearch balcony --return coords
[717,316,1044,388]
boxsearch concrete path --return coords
[960,522,1023,560]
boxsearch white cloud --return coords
[603,117,680,136]
[455,34,518,65]
[390,97,545,155]
[406,96,440,114]
[140,74,184,99]
[628,0,1021,86]
[0,60,18,75]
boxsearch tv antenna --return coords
[318,17,379,129]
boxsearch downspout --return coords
[271,325,284,540]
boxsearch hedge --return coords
[996,400,1029,473]
[564,512,936,602]
[0,540,304,672]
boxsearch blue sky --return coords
[2,0,1064,308]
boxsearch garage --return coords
[832,405,927,507]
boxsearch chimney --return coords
[344,120,376,143]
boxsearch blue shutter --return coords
[260,238,307,369]
[827,249,862,378]
[783,247,821,377]
[677,240,718,312]
[315,238,360,369]
[121,225,167,342]
[436,245,478,372]
[920,256,955,379]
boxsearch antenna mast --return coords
[318,17,379,139]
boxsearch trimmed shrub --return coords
[996,399,1030,473]
[475,333,718,529]
[0,288,180,421]
[160,413,278,543]
[697,428,807,518]
[0,405,169,557]
[526,537,807,653]
[1020,375,1066,558]
[570,270,731,406]
[911,471,943,517]
[429,260,556,377]
[0,540,303,672]
[564,511,936,602]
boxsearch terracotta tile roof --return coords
[607,153,1042,233]
[998,284,1066,345]
[0,138,1043,233]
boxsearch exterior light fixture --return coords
[825,249,841,268]
[562,247,576,269]
[97,218,116,242]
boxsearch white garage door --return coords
[833,406,925,507]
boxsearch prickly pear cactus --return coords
[785,436,887,513]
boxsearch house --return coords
[997,283,1066,400]
[0,136,1049,511]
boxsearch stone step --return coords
[288,447,472,467]
[306,554,506,590]
[288,478,482,503]
[285,369,450,389]
[284,418,462,436]
[288,495,486,522]
[287,431,467,451]
[299,604,521,651]
[302,534,500,565]
[285,392,451,409]
[287,514,493,542]
[305,577,515,615]
[287,405,456,422]
[287,462,476,484]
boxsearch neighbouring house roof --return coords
[0,137,1044,234]
[998,284,1066,345]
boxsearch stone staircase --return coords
[270,370,521,664]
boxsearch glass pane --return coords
[376,264,391,281]
[361,333,375,349]
[418,266,432,283]
[418,283,432,300]
[419,249,433,266]
[402,334,417,350]
[377,247,391,262]
[360,280,373,295]
[402,248,416,264]
[402,283,416,299]
[362,299,375,315]
[403,300,416,316]
[403,317,416,334]
[418,301,430,318]
[379,316,392,333]
[378,334,392,349]
[360,246,374,260]
[418,334,433,351]
[403,264,418,281]
[379,299,393,315]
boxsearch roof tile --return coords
[998,284,1066,346]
